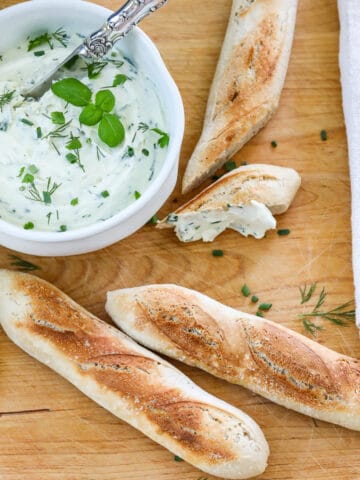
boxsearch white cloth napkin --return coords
[338,0,360,328]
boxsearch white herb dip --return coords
[0,29,168,232]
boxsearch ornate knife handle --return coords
[79,0,168,59]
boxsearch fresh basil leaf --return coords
[95,90,115,113]
[113,74,128,87]
[51,111,65,125]
[51,78,91,107]
[98,113,125,148]
[79,104,103,126]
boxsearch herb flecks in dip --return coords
[0,29,169,232]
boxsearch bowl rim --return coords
[0,0,184,243]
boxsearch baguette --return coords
[0,270,269,480]
[159,164,301,242]
[106,284,360,431]
[182,0,298,193]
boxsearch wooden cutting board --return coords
[1,0,359,479]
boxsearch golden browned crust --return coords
[159,164,301,229]
[0,271,269,478]
[106,285,360,430]
[182,0,298,193]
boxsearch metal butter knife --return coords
[23,0,168,99]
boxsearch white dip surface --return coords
[0,29,168,232]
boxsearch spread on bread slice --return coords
[182,0,298,193]
[159,164,301,242]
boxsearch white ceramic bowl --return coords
[0,0,184,256]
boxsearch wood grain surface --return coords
[1,0,359,479]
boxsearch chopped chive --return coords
[174,456,183,462]
[59,225,67,232]
[36,126,42,138]
[127,146,135,157]
[271,140,278,148]
[256,311,264,318]
[28,165,39,175]
[9,254,40,272]
[22,173,34,183]
[241,284,251,297]
[320,129,327,141]
[21,118,34,126]
[142,148,149,156]
[259,303,272,311]
[101,190,110,198]
[70,197,79,206]
[23,221,34,230]
[17,166,25,177]
[148,214,158,225]
[34,50,45,57]
[212,249,224,257]
[251,295,259,303]
[278,229,291,236]
[134,191,141,200]
[225,161,237,172]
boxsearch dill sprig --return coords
[9,254,40,272]
[298,283,355,335]
[0,89,15,112]
[28,27,69,51]
[26,177,61,205]
[43,120,71,139]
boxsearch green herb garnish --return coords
[152,127,170,148]
[79,103,103,126]
[98,113,125,147]
[59,225,67,232]
[212,250,224,257]
[241,284,251,297]
[174,456,183,462]
[27,28,68,51]
[66,134,84,171]
[95,89,115,113]
[271,140,278,148]
[0,89,15,112]
[320,129,327,141]
[87,61,108,79]
[142,148,149,156]
[256,311,264,318]
[23,221,34,230]
[134,191,141,200]
[148,214,158,225]
[26,177,61,205]
[251,295,259,303]
[21,118,34,126]
[225,161,237,172]
[51,111,65,125]
[34,50,45,57]
[51,78,91,107]
[298,284,355,335]
[43,119,72,139]
[259,303,272,312]
[278,229,290,236]
[113,74,128,87]
[9,254,40,271]
[36,127,42,138]
[101,190,110,198]
[70,197,79,206]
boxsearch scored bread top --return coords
[106,284,360,432]
[182,0,298,193]
[159,164,301,228]
[0,270,269,480]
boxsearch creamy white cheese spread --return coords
[166,201,276,242]
[0,29,168,232]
